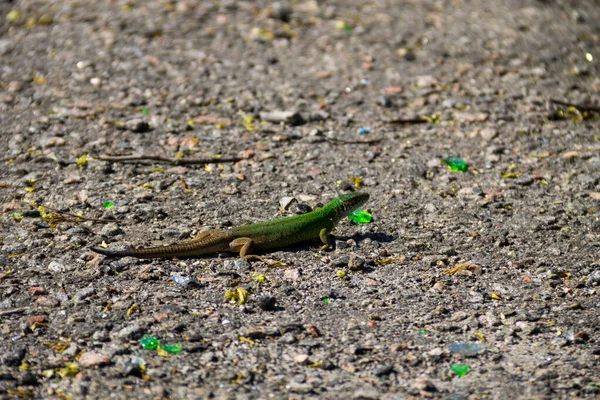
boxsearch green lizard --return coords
[91,191,369,259]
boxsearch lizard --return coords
[90,191,369,259]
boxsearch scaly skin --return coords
[91,192,370,259]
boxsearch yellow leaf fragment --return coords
[6,10,21,22]
[473,332,486,342]
[180,178,192,193]
[7,389,34,398]
[225,287,249,305]
[156,346,171,357]
[44,339,71,353]
[254,274,267,283]
[127,304,140,317]
[490,293,502,301]
[30,321,46,331]
[443,263,473,275]
[32,75,47,84]
[42,369,54,378]
[76,155,89,167]
[239,336,255,347]
[349,176,363,189]
[375,256,405,266]
[57,363,79,378]
[236,287,248,305]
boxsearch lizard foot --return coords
[242,255,286,267]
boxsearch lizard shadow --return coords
[333,231,398,245]
[143,232,397,260]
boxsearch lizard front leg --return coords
[312,228,332,251]
[229,237,254,258]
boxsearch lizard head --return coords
[334,191,370,221]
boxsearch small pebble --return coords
[125,119,150,133]
[100,223,123,237]
[28,287,46,296]
[348,254,365,271]
[78,352,110,368]
[376,96,392,107]
[48,261,65,272]
[515,176,534,186]
[283,268,301,281]
[279,196,295,209]
[480,127,498,141]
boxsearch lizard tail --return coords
[91,229,232,259]
[90,247,134,257]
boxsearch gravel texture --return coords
[1,0,600,399]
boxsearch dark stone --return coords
[2,347,26,366]
[257,296,277,311]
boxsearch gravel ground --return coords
[1,0,600,399]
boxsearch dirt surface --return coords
[1,0,600,398]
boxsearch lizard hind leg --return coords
[229,237,254,258]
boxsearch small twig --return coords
[385,117,429,124]
[550,99,600,113]
[42,205,121,224]
[0,308,26,317]
[96,154,244,165]
[324,137,383,145]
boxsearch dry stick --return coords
[385,117,429,124]
[324,137,383,144]
[0,308,27,317]
[42,205,121,224]
[96,154,243,165]
[550,99,600,113]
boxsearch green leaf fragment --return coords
[140,334,160,350]
[418,329,427,335]
[10,212,24,222]
[444,157,468,172]
[450,363,471,377]
[102,201,115,209]
[141,334,182,355]
[348,209,372,224]
[321,298,331,304]
[141,109,149,115]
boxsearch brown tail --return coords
[91,247,134,257]
[91,229,232,259]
